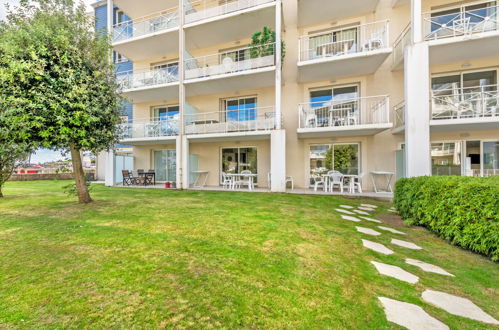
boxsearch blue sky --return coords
[31,149,67,164]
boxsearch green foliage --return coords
[62,181,92,197]
[0,0,123,154]
[249,26,286,62]
[394,176,499,261]
[325,145,357,172]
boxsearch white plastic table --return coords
[370,171,394,193]
[225,173,258,190]
[191,170,209,188]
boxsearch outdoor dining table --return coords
[225,173,258,191]
[321,173,359,193]
[191,170,209,188]
[137,171,156,186]
[370,171,394,193]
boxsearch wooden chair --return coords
[122,170,136,186]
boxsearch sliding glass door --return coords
[431,142,462,176]
[154,150,176,182]
[309,85,359,127]
[309,143,360,185]
[221,147,257,182]
[222,97,257,122]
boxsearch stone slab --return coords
[405,259,453,277]
[391,239,422,250]
[361,216,382,223]
[354,209,370,215]
[361,203,377,208]
[371,261,419,284]
[362,239,394,255]
[336,208,355,215]
[422,290,499,325]
[378,226,406,235]
[358,206,375,211]
[379,297,449,330]
[339,205,354,209]
[341,215,361,222]
[356,226,381,236]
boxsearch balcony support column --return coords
[410,0,422,43]
[275,0,282,129]
[404,42,431,177]
[104,150,115,187]
[181,136,190,190]
[179,0,187,189]
[106,0,113,35]
[271,130,286,192]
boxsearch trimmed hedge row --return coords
[394,176,499,261]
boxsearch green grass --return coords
[0,181,497,329]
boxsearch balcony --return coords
[119,117,179,144]
[297,95,392,138]
[117,68,179,103]
[430,84,499,131]
[392,24,410,70]
[112,8,179,61]
[392,102,405,134]
[297,21,392,82]
[113,0,178,18]
[184,44,276,96]
[298,0,380,27]
[423,4,499,65]
[184,106,278,140]
[185,0,274,25]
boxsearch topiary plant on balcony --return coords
[249,26,286,64]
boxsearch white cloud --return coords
[0,0,95,20]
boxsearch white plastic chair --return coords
[329,172,344,193]
[312,174,326,192]
[222,172,233,189]
[286,176,294,190]
[235,170,253,190]
[352,173,364,193]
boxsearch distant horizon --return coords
[30,149,68,164]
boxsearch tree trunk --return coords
[0,186,3,198]
[70,144,92,204]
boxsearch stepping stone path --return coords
[360,216,382,223]
[341,215,361,222]
[371,261,419,284]
[339,205,354,209]
[336,208,355,215]
[358,206,375,211]
[362,239,394,255]
[378,226,406,235]
[422,290,499,325]
[405,259,454,277]
[361,203,377,208]
[379,297,449,330]
[354,209,370,215]
[388,207,397,213]
[391,238,422,250]
[356,226,381,236]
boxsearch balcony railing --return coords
[184,43,275,80]
[392,24,410,67]
[298,20,389,62]
[184,107,278,135]
[394,101,405,127]
[120,117,180,140]
[185,0,273,24]
[423,4,499,41]
[431,84,499,120]
[298,95,390,129]
[117,67,179,91]
[112,7,179,43]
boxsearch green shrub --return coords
[394,176,499,261]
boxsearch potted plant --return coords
[249,27,286,68]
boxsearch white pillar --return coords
[275,0,282,129]
[181,136,190,189]
[104,150,115,186]
[404,43,431,177]
[106,0,113,34]
[410,0,422,43]
[176,136,182,188]
[271,130,286,192]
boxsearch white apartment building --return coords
[95,0,499,192]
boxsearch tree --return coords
[0,0,124,203]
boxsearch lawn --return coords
[0,181,497,328]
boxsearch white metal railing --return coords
[431,84,499,120]
[298,95,390,129]
[423,3,499,40]
[116,67,179,91]
[184,107,278,134]
[392,24,410,67]
[119,117,180,139]
[185,43,276,80]
[394,101,405,127]
[185,0,273,24]
[112,7,179,43]
[298,20,389,62]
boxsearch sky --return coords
[0,0,95,163]
[0,0,95,20]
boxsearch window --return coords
[152,105,179,121]
[432,70,497,95]
[151,61,179,78]
[309,85,359,126]
[483,141,499,176]
[221,96,257,122]
[221,147,258,182]
[114,52,128,64]
[430,1,497,34]
[431,142,462,176]
[154,150,176,182]
[309,143,360,185]
[309,26,358,58]
[220,47,250,63]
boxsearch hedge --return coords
[394,176,499,261]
